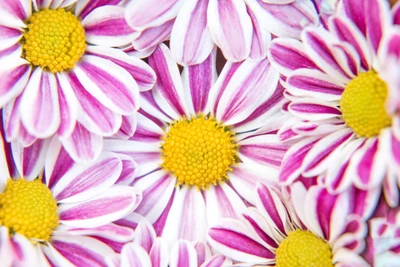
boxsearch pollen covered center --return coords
[0,179,59,242]
[276,229,333,267]
[340,71,392,138]
[161,116,237,190]
[22,8,86,73]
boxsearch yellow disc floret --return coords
[0,179,59,242]
[22,8,86,73]
[276,229,333,267]
[161,115,237,190]
[340,71,392,138]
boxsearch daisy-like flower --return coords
[124,0,319,65]
[108,217,232,267]
[0,0,156,162]
[268,0,400,201]
[0,128,142,266]
[208,181,372,266]
[104,44,289,246]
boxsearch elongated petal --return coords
[288,100,342,121]
[201,254,232,267]
[75,0,125,19]
[0,26,22,51]
[194,242,211,266]
[171,0,214,65]
[49,0,76,9]
[125,0,184,31]
[149,238,169,267]
[11,234,40,266]
[120,242,152,267]
[59,185,142,228]
[181,49,217,114]
[134,219,156,253]
[207,0,252,62]
[0,0,31,27]
[60,122,103,162]
[216,59,279,125]
[73,55,139,115]
[340,0,366,34]
[132,20,175,52]
[0,228,12,267]
[85,46,156,92]
[148,44,189,118]
[19,69,60,138]
[248,8,271,61]
[170,240,198,267]
[82,5,134,47]
[365,0,391,54]
[115,154,137,185]
[51,151,122,203]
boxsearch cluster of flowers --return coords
[0,0,399,266]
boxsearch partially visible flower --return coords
[208,181,371,266]
[125,0,319,65]
[0,127,142,266]
[268,0,400,205]
[0,0,156,162]
[104,44,289,246]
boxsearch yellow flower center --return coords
[22,8,86,73]
[276,230,333,267]
[161,115,237,190]
[340,71,392,138]
[0,179,59,242]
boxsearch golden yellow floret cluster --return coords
[161,115,237,190]
[0,179,59,242]
[22,8,86,73]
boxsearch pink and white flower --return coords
[125,0,319,65]
[268,0,400,205]
[208,181,371,266]
[104,44,289,247]
[0,0,156,162]
[0,126,142,266]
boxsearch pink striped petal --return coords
[216,59,279,125]
[208,219,274,263]
[125,0,184,31]
[194,242,211,266]
[292,119,346,137]
[340,0,366,34]
[383,169,399,208]
[170,0,214,65]
[333,215,367,253]
[76,0,125,19]
[268,38,317,77]
[170,240,198,267]
[255,183,290,235]
[288,100,342,120]
[48,236,114,267]
[60,122,103,162]
[59,185,142,228]
[0,57,31,109]
[330,42,360,78]
[148,44,189,118]
[201,254,232,267]
[365,0,391,54]
[349,186,380,220]
[0,0,31,26]
[149,238,169,267]
[0,26,22,51]
[50,152,122,203]
[134,219,156,253]
[19,69,60,138]
[286,69,345,101]
[246,0,319,38]
[133,170,176,223]
[207,0,252,62]
[311,0,337,28]
[247,8,271,61]
[49,0,76,9]
[0,228,12,267]
[120,242,152,267]
[11,234,39,266]
[11,138,50,181]
[279,137,319,184]
[333,248,370,266]
[74,55,139,115]
[304,185,350,242]
[3,98,22,143]
[112,114,137,140]
[302,27,351,83]
[82,6,134,47]
[15,124,37,147]
[132,20,175,51]
[32,0,51,10]
[85,46,156,92]
[163,187,207,244]
[115,154,137,186]
[329,16,371,70]
[205,184,247,227]
[182,49,217,114]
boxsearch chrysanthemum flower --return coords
[104,44,289,246]
[0,129,142,266]
[0,0,156,162]
[268,0,400,201]
[108,217,232,267]
[208,182,371,266]
[124,0,319,65]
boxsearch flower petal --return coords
[200,254,232,267]
[132,20,175,52]
[0,228,13,267]
[75,0,125,19]
[149,238,169,267]
[0,0,31,27]
[82,5,134,47]
[207,0,252,62]
[365,0,391,54]
[170,240,198,267]
[11,234,40,266]
[120,242,152,267]
[170,0,214,66]
[59,185,142,228]
[0,26,23,51]
[247,8,271,61]
[288,100,342,121]
[134,219,156,253]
